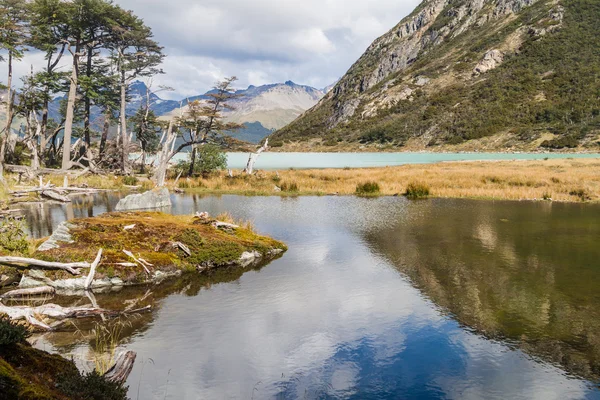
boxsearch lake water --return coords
[18,194,600,399]
[211,152,600,170]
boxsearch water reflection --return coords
[17,195,600,399]
[363,198,600,382]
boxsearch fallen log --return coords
[0,303,152,331]
[104,351,137,384]
[0,286,56,299]
[41,190,71,203]
[0,256,89,275]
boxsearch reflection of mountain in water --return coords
[363,199,600,382]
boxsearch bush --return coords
[569,188,591,201]
[404,182,431,198]
[122,176,138,186]
[280,182,299,192]
[57,370,128,400]
[176,145,228,178]
[356,181,381,195]
[541,135,580,149]
[0,217,29,255]
[0,316,30,346]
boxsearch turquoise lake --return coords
[205,152,600,170]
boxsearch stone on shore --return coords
[115,187,172,211]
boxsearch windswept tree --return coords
[110,10,164,173]
[153,77,242,186]
[28,0,70,150]
[0,0,28,180]
[179,77,242,176]
[60,0,121,171]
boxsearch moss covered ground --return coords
[31,211,286,284]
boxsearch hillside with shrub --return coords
[272,0,600,151]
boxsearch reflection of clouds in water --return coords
[126,226,439,399]
[23,195,600,399]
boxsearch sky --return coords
[2,0,421,100]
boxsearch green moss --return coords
[31,212,286,284]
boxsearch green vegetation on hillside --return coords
[274,0,600,150]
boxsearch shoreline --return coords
[2,158,600,205]
[169,158,600,203]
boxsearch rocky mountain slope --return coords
[273,0,600,151]
[42,81,323,145]
[162,81,324,143]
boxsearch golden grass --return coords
[172,159,600,202]
[2,158,599,203]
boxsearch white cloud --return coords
[0,0,422,98]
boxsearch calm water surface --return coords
[20,194,600,399]
[217,152,600,170]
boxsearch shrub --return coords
[542,192,552,200]
[272,175,281,183]
[280,182,299,192]
[176,145,228,178]
[356,181,381,195]
[0,217,29,255]
[0,316,30,346]
[122,176,138,186]
[569,188,591,201]
[57,370,128,400]
[404,182,431,198]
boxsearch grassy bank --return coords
[172,158,600,202]
[2,158,599,204]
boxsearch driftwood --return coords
[0,303,152,331]
[41,190,71,203]
[171,241,191,257]
[0,286,56,299]
[104,351,137,384]
[84,249,103,290]
[123,250,152,275]
[0,256,89,275]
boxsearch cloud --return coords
[0,0,421,99]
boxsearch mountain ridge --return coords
[273,0,600,152]
[46,80,325,144]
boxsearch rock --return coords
[110,277,125,286]
[115,187,171,211]
[37,222,75,251]
[473,49,504,75]
[414,76,430,86]
[28,269,47,280]
[19,276,46,288]
[238,251,262,268]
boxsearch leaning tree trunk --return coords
[0,52,14,181]
[62,45,80,171]
[244,138,269,175]
[81,47,93,164]
[99,109,111,158]
[188,145,197,177]
[120,71,128,174]
[153,122,176,187]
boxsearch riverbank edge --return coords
[168,158,600,203]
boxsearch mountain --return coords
[273,0,600,151]
[44,81,324,145]
[162,81,325,143]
